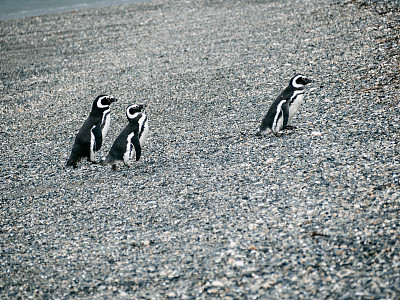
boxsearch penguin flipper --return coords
[282,102,290,130]
[132,134,142,161]
[92,124,103,151]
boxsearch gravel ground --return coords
[1,0,399,298]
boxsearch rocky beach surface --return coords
[1,0,399,298]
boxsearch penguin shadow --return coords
[103,155,158,173]
[242,126,297,140]
[62,159,100,169]
[63,159,151,173]
[99,153,155,172]
[272,126,298,137]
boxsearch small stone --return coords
[311,131,322,136]
[167,291,176,297]
[211,281,224,287]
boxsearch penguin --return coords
[256,74,312,137]
[66,95,117,168]
[101,104,149,170]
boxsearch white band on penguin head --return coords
[126,105,141,119]
[97,96,110,109]
[292,75,307,89]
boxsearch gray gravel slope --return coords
[1,0,399,298]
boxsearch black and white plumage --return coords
[66,95,117,168]
[101,104,149,170]
[256,74,312,137]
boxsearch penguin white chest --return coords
[124,132,136,163]
[288,91,304,123]
[139,121,149,147]
[101,109,111,139]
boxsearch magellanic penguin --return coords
[256,74,312,137]
[66,95,117,168]
[101,104,149,170]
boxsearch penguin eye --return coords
[296,77,304,85]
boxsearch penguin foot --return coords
[284,125,296,130]
[111,165,118,171]
[273,131,281,137]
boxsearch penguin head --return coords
[93,95,117,110]
[126,104,146,119]
[290,74,313,89]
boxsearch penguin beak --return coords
[305,78,313,84]
[109,97,117,103]
[138,104,146,110]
